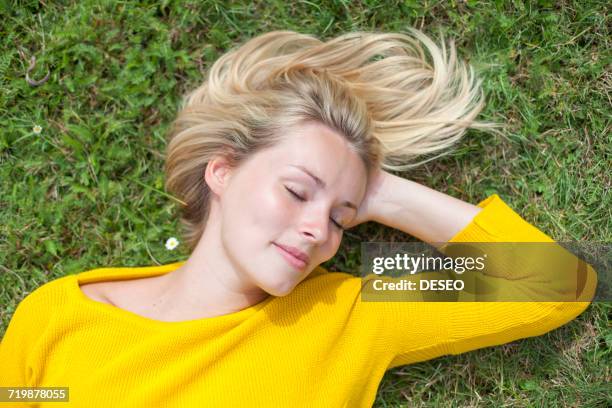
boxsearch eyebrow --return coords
[288,165,358,211]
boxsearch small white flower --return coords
[165,237,179,251]
[32,125,42,134]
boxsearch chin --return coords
[263,280,296,297]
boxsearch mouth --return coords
[273,243,308,270]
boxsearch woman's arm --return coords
[352,192,598,369]
[345,170,598,368]
[370,171,482,245]
[351,169,481,246]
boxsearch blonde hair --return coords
[164,27,502,252]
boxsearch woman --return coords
[0,28,597,407]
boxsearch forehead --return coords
[259,121,368,198]
[272,121,364,171]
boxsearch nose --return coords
[300,207,330,244]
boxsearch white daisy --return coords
[33,125,42,134]
[165,237,179,251]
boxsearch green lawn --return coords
[1,0,610,406]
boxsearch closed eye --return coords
[285,186,305,202]
[285,186,344,231]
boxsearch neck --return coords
[153,220,270,320]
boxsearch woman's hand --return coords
[344,166,483,246]
[345,168,482,245]
[344,167,389,229]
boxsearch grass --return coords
[1,0,610,406]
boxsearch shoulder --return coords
[296,266,366,303]
[3,274,71,340]
[289,267,390,333]
[11,275,71,316]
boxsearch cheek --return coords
[258,191,289,233]
[227,183,295,234]
[323,236,342,261]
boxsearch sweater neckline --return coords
[69,261,275,329]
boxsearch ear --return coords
[204,155,233,196]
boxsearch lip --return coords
[273,243,310,269]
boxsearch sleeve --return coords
[0,283,55,388]
[363,194,598,369]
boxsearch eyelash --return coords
[285,186,344,230]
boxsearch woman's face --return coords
[212,120,368,296]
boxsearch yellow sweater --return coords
[0,194,598,407]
